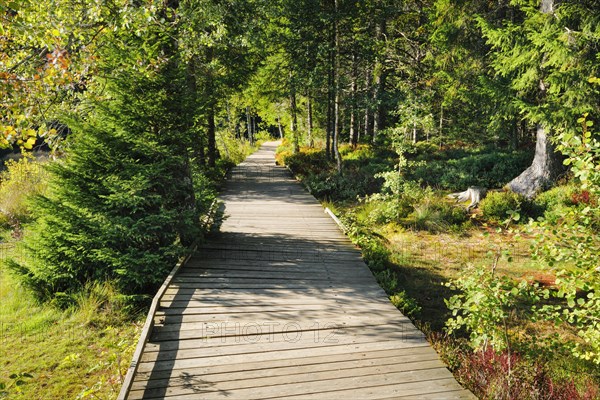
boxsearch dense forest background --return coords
[1,0,599,398]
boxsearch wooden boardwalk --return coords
[124,142,473,399]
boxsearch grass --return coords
[0,156,141,398]
[0,241,142,399]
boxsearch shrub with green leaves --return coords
[533,114,600,364]
[479,192,531,223]
[390,290,422,319]
[375,269,398,294]
[533,184,591,224]
[445,262,536,351]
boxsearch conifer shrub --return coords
[8,46,206,304]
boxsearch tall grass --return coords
[0,157,48,235]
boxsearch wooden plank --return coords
[136,337,431,374]
[161,286,389,299]
[150,319,418,342]
[130,360,447,399]
[142,324,429,353]
[155,301,398,317]
[175,269,373,279]
[143,329,425,364]
[184,259,368,270]
[152,309,411,330]
[130,368,456,399]
[133,346,440,383]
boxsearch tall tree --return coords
[479,0,600,197]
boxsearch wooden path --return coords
[124,141,473,399]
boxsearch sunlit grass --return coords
[0,243,141,399]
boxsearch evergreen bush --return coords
[8,33,207,304]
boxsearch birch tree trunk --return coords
[349,52,358,146]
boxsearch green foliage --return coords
[532,114,600,364]
[445,261,535,351]
[366,167,468,232]
[342,213,391,273]
[405,200,469,232]
[533,184,580,224]
[374,269,398,294]
[408,149,533,191]
[281,145,390,201]
[477,1,600,136]
[0,372,33,397]
[480,191,524,223]
[1,239,139,398]
[8,25,210,303]
[390,290,422,319]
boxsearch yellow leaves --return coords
[0,126,11,148]
[1,124,38,150]
[23,137,37,150]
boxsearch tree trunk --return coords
[277,116,284,139]
[364,66,372,141]
[333,0,342,174]
[412,121,417,144]
[246,106,253,144]
[306,92,314,147]
[290,90,299,153]
[349,52,358,146]
[507,0,563,198]
[507,125,563,198]
[207,102,216,168]
[326,34,333,159]
[372,18,387,144]
[438,103,443,147]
